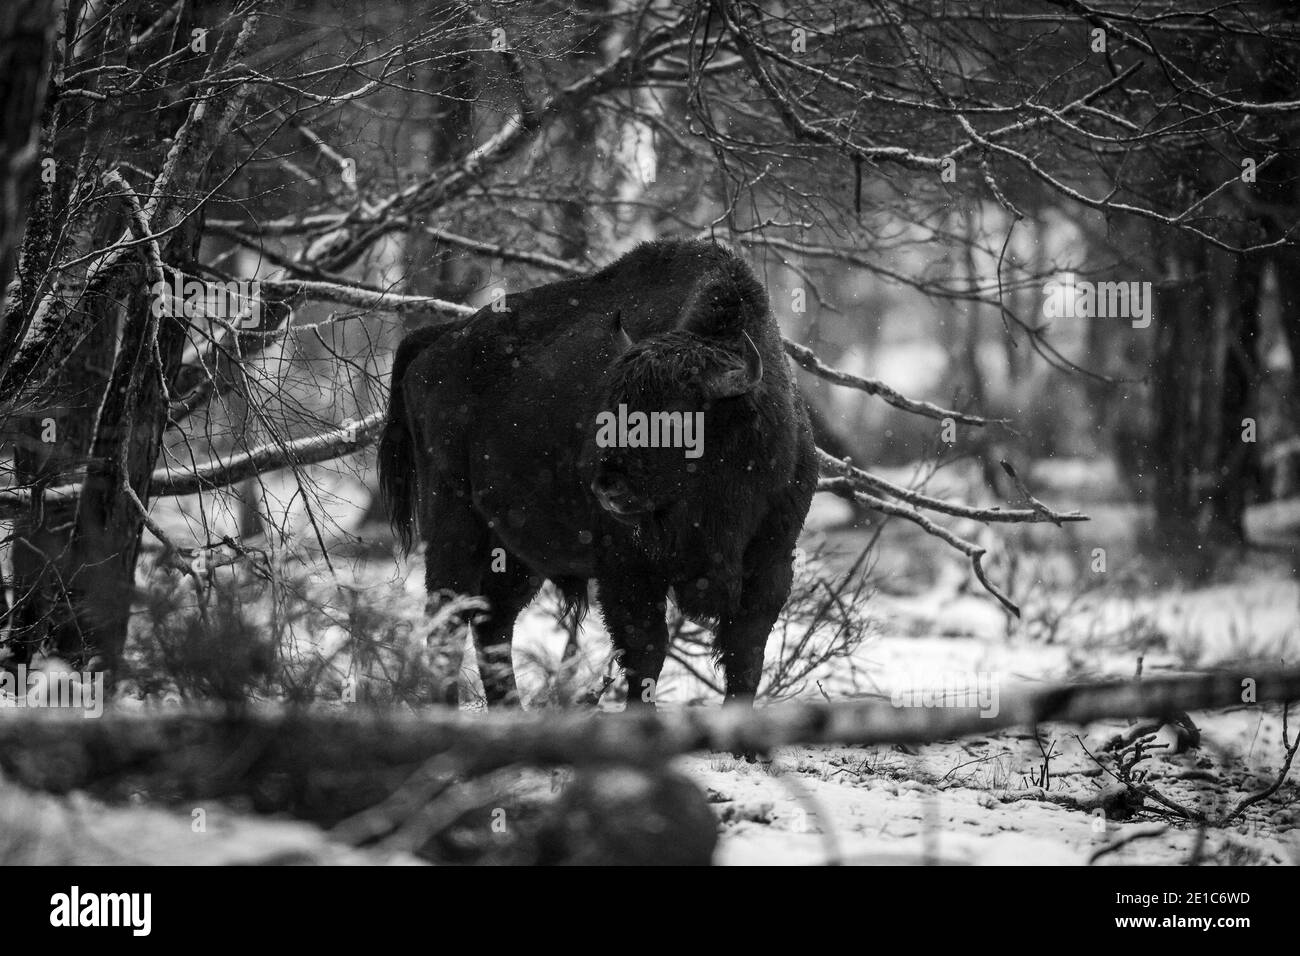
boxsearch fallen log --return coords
[0,668,1293,824]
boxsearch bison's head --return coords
[588,313,763,523]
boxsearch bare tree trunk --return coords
[55,282,188,664]
[402,28,475,308]
[6,1,119,661]
[1149,236,1212,568]
[8,307,115,663]
[954,211,1006,496]
[1206,252,1262,543]
[9,2,258,666]
[1276,247,1300,429]
[0,0,56,306]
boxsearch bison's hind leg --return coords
[420,496,536,706]
[471,552,542,706]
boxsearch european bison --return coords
[379,238,817,707]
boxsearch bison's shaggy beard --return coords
[627,501,746,622]
[552,575,591,630]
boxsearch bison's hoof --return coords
[729,747,770,764]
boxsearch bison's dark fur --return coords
[379,238,817,706]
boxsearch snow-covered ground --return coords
[93,463,1300,864]
[484,490,1300,866]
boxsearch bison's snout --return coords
[592,470,650,520]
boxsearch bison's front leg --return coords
[716,599,781,703]
[713,553,793,762]
[596,575,670,708]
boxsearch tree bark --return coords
[1149,234,1212,567]
[6,4,261,666]
[1206,252,1262,543]
[0,0,56,307]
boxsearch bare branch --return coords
[785,339,1002,427]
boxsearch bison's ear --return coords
[700,331,763,400]
[611,310,633,353]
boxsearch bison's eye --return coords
[591,463,654,519]
[592,467,631,500]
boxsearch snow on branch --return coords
[817,450,1086,526]
[818,449,1087,617]
[0,413,385,516]
[256,279,475,319]
[150,412,386,496]
[784,339,1001,427]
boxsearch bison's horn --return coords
[611,311,633,353]
[701,330,763,399]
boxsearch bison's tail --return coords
[379,325,448,553]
